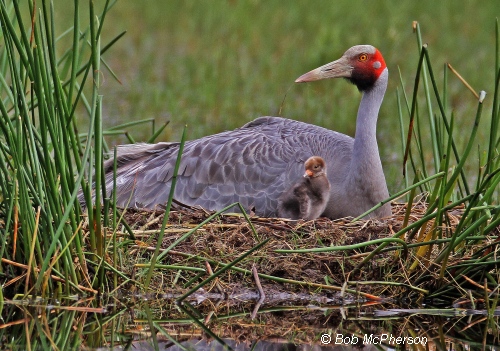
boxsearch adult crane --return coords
[101,45,391,219]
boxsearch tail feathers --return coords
[80,142,180,208]
[103,142,179,173]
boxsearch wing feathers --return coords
[103,117,353,216]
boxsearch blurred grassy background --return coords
[54,0,498,193]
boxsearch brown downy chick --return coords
[277,156,331,220]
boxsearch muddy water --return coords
[0,295,498,350]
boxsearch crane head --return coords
[295,45,387,91]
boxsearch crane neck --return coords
[349,68,388,180]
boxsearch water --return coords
[1,295,498,350]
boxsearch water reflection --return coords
[0,297,498,350]
[108,338,397,351]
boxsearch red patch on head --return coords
[370,49,387,79]
[349,47,387,91]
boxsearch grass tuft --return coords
[0,0,123,296]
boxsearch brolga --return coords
[100,45,391,219]
[277,156,331,220]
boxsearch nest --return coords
[80,195,500,302]
[77,200,500,346]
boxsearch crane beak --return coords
[304,169,314,178]
[295,57,353,83]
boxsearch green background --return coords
[55,0,499,193]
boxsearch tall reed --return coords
[0,0,123,296]
[380,21,500,298]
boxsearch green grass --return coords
[0,0,119,296]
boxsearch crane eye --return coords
[358,53,368,62]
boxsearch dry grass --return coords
[78,198,500,302]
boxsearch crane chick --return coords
[277,156,331,220]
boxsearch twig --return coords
[251,264,265,319]
[205,261,224,295]
[462,275,491,292]
[447,63,480,99]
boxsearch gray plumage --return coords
[277,156,331,220]
[97,45,392,219]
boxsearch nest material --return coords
[84,197,494,300]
